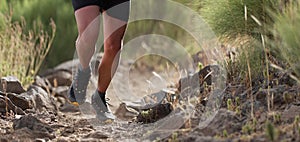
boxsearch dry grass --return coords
[0,12,56,87]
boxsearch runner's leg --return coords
[97,12,127,93]
[75,6,100,69]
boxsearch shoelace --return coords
[93,97,112,112]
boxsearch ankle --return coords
[96,90,107,106]
[78,64,91,72]
[97,90,106,97]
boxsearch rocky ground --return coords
[0,56,300,142]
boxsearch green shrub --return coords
[273,0,300,79]
[265,121,278,141]
[201,0,279,39]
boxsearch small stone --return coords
[35,138,46,142]
[115,103,138,120]
[84,131,109,139]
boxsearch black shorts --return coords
[72,0,130,21]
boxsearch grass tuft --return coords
[0,12,56,87]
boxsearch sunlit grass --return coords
[0,12,55,87]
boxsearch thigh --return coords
[103,11,128,43]
[102,0,130,22]
[75,6,100,35]
[72,0,101,35]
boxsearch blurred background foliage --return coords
[1,0,76,70]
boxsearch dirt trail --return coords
[1,57,300,142]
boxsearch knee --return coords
[104,38,122,55]
[76,32,98,50]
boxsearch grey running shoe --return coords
[91,91,115,121]
[68,66,91,105]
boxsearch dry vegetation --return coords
[0,12,55,86]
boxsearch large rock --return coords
[0,76,26,94]
[49,54,103,76]
[136,103,173,123]
[34,76,70,110]
[0,84,57,113]
[13,115,54,139]
[6,93,32,110]
[19,85,57,111]
[13,115,53,133]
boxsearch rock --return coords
[53,59,79,71]
[195,136,224,142]
[115,103,138,120]
[13,128,55,140]
[56,137,69,142]
[51,54,103,74]
[34,75,70,110]
[61,126,75,137]
[0,91,31,111]
[35,138,47,142]
[19,85,57,111]
[241,101,266,117]
[51,86,69,108]
[84,131,109,139]
[125,90,167,111]
[198,109,244,136]
[178,65,223,98]
[282,105,300,122]
[13,115,53,133]
[33,76,52,93]
[192,51,209,67]
[6,93,32,110]
[136,103,173,123]
[0,95,25,115]
[0,138,9,142]
[59,102,79,112]
[0,76,25,94]
[43,69,72,87]
[178,65,221,90]
[51,86,69,98]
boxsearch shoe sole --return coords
[71,102,79,107]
